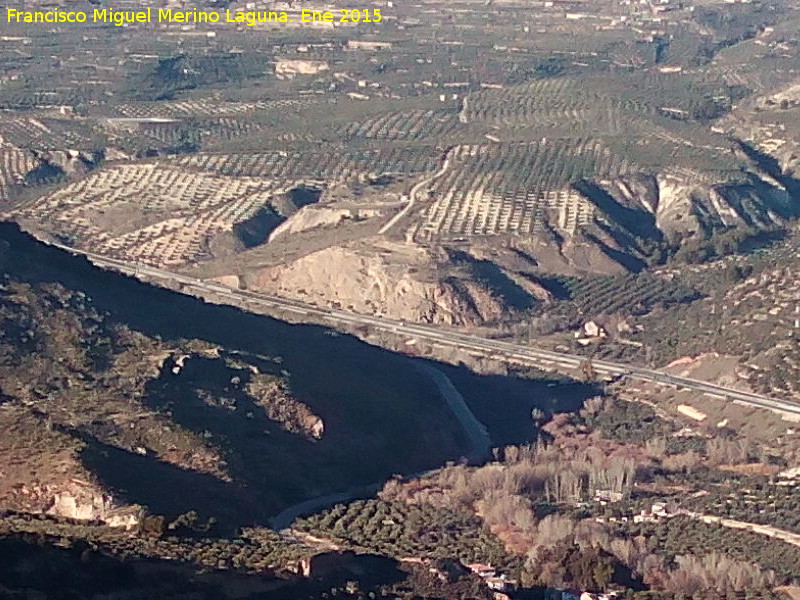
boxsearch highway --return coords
[47,240,800,418]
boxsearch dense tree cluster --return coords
[295,500,512,567]
[584,399,672,446]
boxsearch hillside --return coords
[0,224,478,529]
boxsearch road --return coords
[46,240,800,418]
[414,362,491,463]
[377,146,453,236]
[269,362,491,531]
[270,483,382,532]
[682,510,800,549]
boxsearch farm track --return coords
[378,146,454,237]
[684,511,800,549]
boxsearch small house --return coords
[466,563,496,578]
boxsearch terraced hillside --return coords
[1,0,799,327]
[6,1,800,596]
[9,74,796,277]
[14,163,309,265]
[0,143,40,204]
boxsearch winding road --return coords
[269,362,491,531]
[377,146,454,236]
[414,362,491,463]
[39,239,800,532]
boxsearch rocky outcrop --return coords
[275,59,329,77]
[4,473,140,529]
[29,149,101,182]
[716,79,800,178]
[47,486,140,529]
[246,374,324,440]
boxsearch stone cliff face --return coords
[47,486,140,529]
[244,240,508,326]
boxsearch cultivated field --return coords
[14,164,303,265]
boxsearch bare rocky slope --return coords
[717,79,800,179]
[244,239,515,326]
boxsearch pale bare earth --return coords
[776,586,800,600]
[616,352,800,457]
[663,352,748,392]
[244,239,507,326]
[0,438,139,529]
